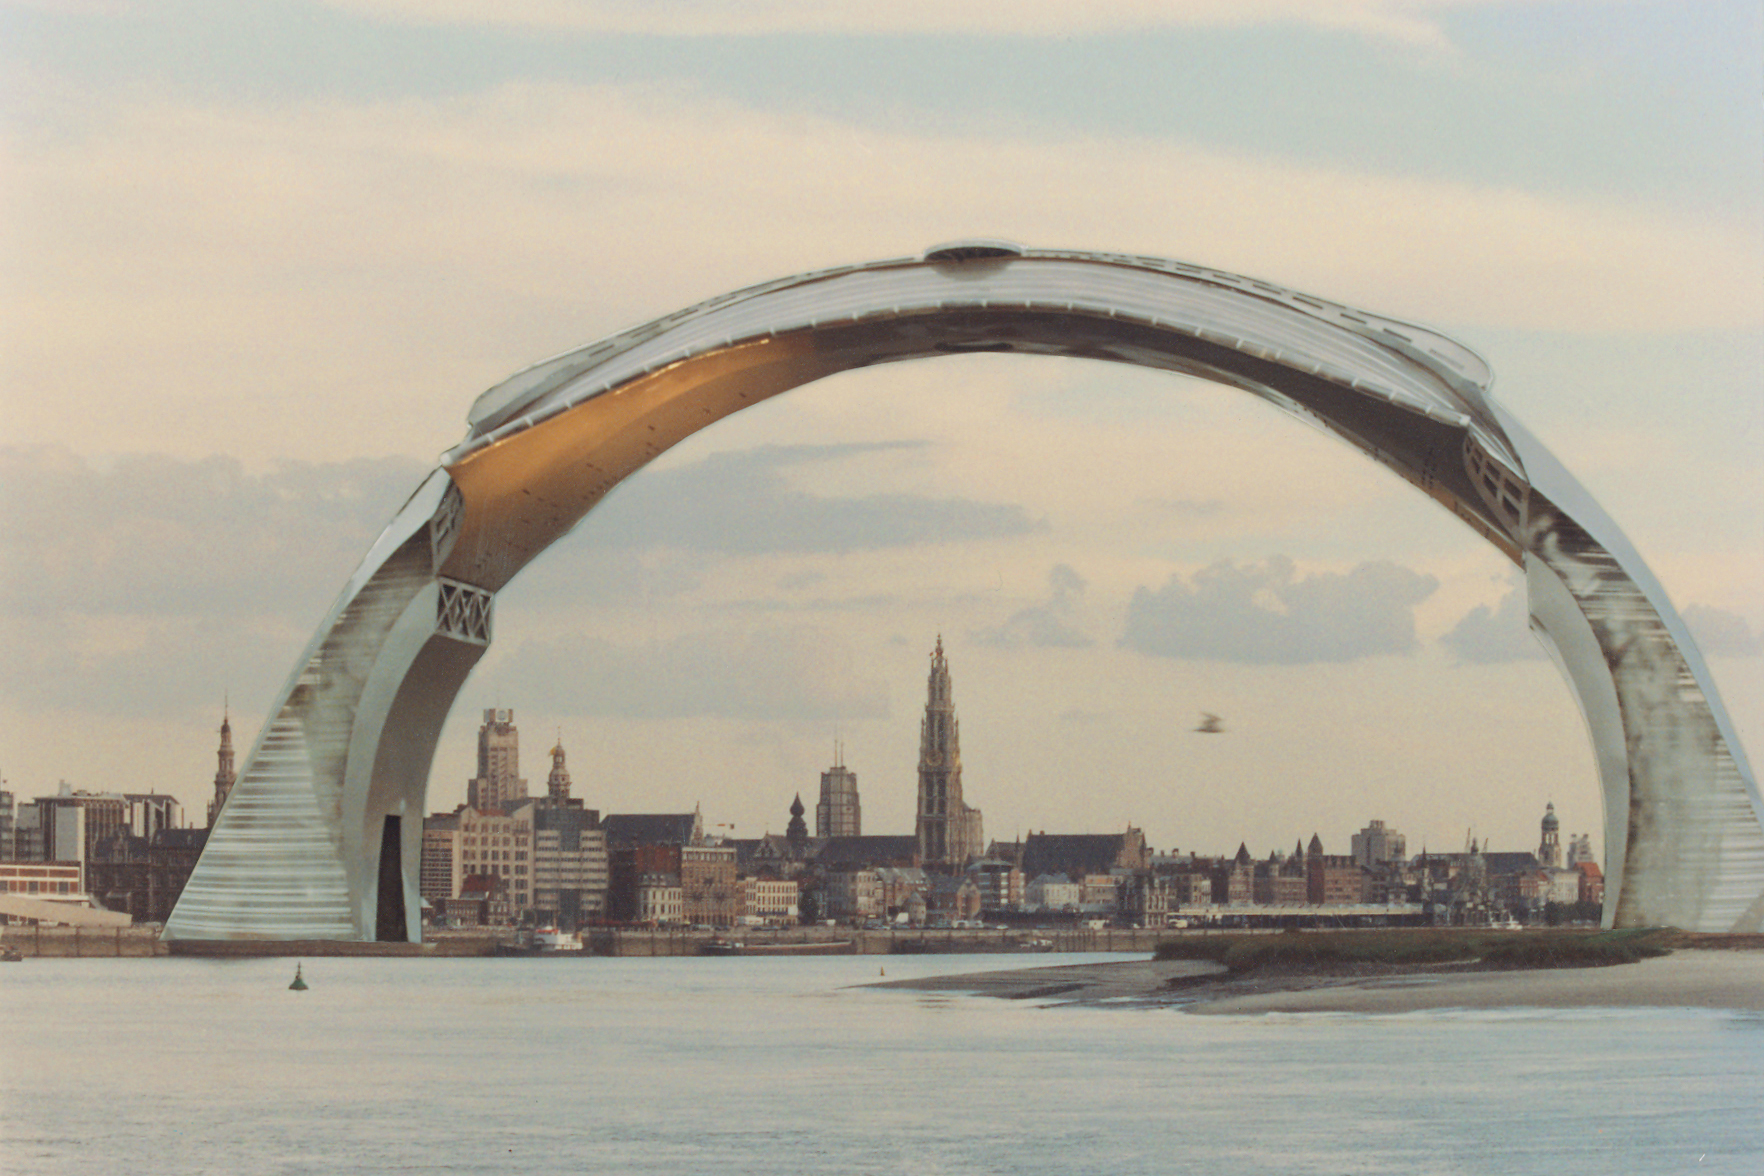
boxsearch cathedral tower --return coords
[816,743,861,837]
[915,636,982,867]
[467,709,527,810]
[207,707,236,827]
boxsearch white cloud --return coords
[578,443,1045,555]
[1120,556,1439,663]
[972,563,1094,649]
[1439,587,1544,664]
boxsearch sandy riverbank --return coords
[871,950,1764,1015]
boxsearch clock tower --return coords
[916,636,982,867]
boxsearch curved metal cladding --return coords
[165,246,1763,941]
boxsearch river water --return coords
[2,953,1759,1174]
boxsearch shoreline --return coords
[870,948,1764,1015]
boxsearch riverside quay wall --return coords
[1,924,1171,958]
[2,925,165,958]
[591,925,1164,957]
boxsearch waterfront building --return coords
[815,747,861,838]
[966,858,1023,912]
[526,740,608,929]
[1219,843,1255,905]
[0,789,15,860]
[915,637,982,867]
[445,873,511,926]
[680,843,738,926]
[147,828,206,921]
[87,830,151,922]
[604,811,708,922]
[207,709,236,827]
[1576,860,1606,905]
[532,802,608,929]
[0,860,82,899]
[15,786,185,891]
[1306,834,1372,905]
[871,866,928,919]
[635,873,683,924]
[456,804,536,916]
[740,875,800,924]
[1162,866,1215,909]
[1120,871,1175,927]
[821,868,881,922]
[1482,851,1542,912]
[420,811,462,909]
[466,709,528,811]
[927,874,982,921]
[1350,820,1406,870]
[422,735,607,926]
[1078,873,1121,912]
[87,826,205,924]
[1024,872,1081,912]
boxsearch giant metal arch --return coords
[165,243,1763,941]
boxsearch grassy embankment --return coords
[1153,927,1676,977]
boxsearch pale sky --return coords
[3,0,1759,864]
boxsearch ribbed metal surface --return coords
[165,475,454,941]
[456,252,1509,469]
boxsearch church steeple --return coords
[786,792,809,850]
[916,635,981,868]
[208,705,236,827]
[546,736,572,805]
[1538,801,1561,867]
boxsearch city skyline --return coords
[4,2,1759,865]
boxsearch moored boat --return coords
[532,927,584,953]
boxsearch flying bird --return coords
[1195,713,1224,734]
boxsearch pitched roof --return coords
[813,835,918,868]
[1021,833,1136,879]
[601,813,700,847]
[151,828,209,851]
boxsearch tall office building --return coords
[915,637,982,867]
[467,709,527,810]
[816,745,862,837]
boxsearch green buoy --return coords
[289,962,308,991]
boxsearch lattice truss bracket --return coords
[436,578,492,645]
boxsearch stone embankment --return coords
[2,925,165,957]
[0,923,1172,959]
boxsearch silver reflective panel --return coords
[165,246,1763,942]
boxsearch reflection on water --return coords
[2,954,1759,1175]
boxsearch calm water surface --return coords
[3,953,1760,1175]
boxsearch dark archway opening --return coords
[376,816,408,942]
